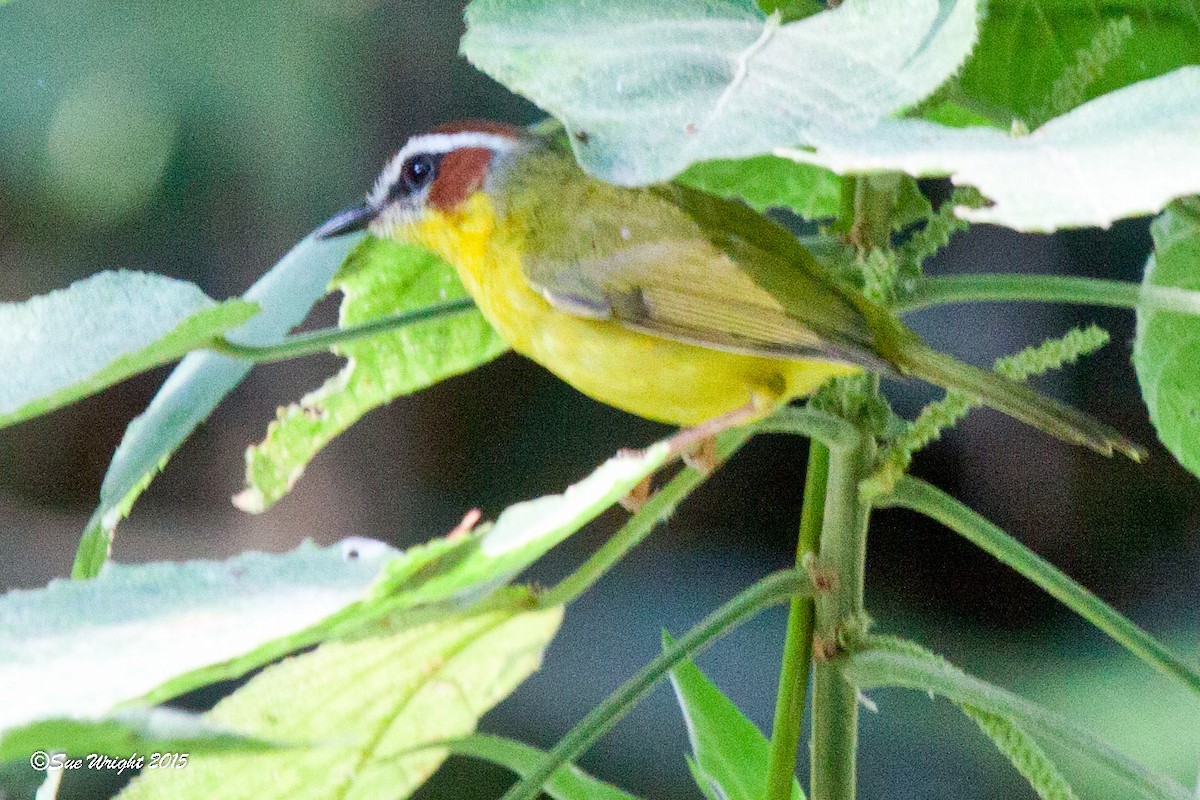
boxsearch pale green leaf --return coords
[843,636,1192,800]
[0,271,257,429]
[0,709,278,762]
[75,232,361,579]
[445,734,642,800]
[667,633,804,800]
[1134,199,1200,478]
[166,443,667,703]
[676,156,842,220]
[117,606,563,800]
[235,236,507,514]
[0,539,398,734]
[462,0,980,184]
[780,68,1200,231]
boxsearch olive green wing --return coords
[506,150,892,372]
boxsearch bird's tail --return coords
[888,334,1144,461]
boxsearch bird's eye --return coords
[400,154,436,193]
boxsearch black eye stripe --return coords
[391,152,442,199]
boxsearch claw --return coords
[682,436,719,475]
[620,476,654,513]
[447,508,483,542]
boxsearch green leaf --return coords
[0,271,257,429]
[1134,198,1200,479]
[462,0,980,184]
[959,0,1200,125]
[74,232,361,579]
[235,236,507,514]
[780,68,1200,231]
[676,156,842,220]
[666,633,804,800]
[843,636,1192,800]
[117,606,563,800]
[756,0,824,23]
[917,101,1003,128]
[0,539,398,737]
[1,709,278,762]
[444,734,642,800]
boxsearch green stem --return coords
[829,176,859,238]
[753,406,861,450]
[500,570,813,800]
[765,440,830,800]
[540,428,755,608]
[878,476,1200,698]
[207,298,476,363]
[541,406,859,608]
[852,173,903,252]
[898,274,1200,317]
[810,432,873,800]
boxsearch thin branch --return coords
[207,298,477,363]
[766,440,829,800]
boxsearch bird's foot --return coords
[664,397,767,461]
[620,475,654,513]
[682,436,719,475]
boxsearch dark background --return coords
[1,1,1197,798]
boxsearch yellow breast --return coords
[392,193,857,426]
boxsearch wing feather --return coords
[504,144,893,373]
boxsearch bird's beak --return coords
[315,202,378,239]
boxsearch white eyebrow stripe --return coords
[368,131,522,205]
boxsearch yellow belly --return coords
[394,195,859,426]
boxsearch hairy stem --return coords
[810,432,873,800]
[499,570,813,800]
[207,298,476,363]
[765,440,829,800]
[806,174,893,800]
[898,274,1200,317]
[877,476,1200,698]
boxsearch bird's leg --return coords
[665,395,771,464]
[618,394,773,512]
[682,436,719,475]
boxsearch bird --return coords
[315,120,1140,462]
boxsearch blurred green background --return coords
[0,1,1197,798]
